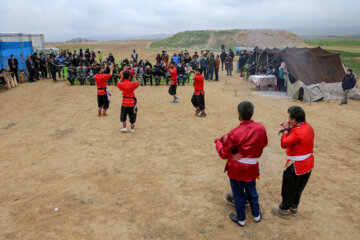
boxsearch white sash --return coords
[287,153,312,161]
[237,158,258,165]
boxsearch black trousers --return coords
[121,106,137,123]
[10,68,19,82]
[40,66,47,78]
[277,77,285,92]
[215,68,219,80]
[221,61,225,70]
[280,164,311,210]
[144,76,152,86]
[51,70,57,81]
[34,67,40,80]
[191,93,205,111]
[28,68,35,82]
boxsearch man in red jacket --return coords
[117,71,139,133]
[95,63,114,116]
[215,101,268,227]
[272,106,314,219]
[167,62,179,103]
[190,68,206,117]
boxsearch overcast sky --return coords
[1,0,359,41]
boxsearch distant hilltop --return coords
[150,29,307,50]
[65,37,97,43]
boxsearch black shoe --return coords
[199,112,207,117]
[229,213,244,227]
[195,109,200,116]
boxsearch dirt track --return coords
[0,42,359,240]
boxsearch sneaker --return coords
[290,207,297,215]
[195,109,201,116]
[98,111,101,116]
[102,113,108,117]
[229,213,245,227]
[130,128,135,133]
[174,97,179,103]
[121,128,127,132]
[271,208,290,219]
[199,112,207,117]
[254,213,262,223]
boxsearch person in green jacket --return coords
[98,51,102,63]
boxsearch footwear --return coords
[130,128,135,133]
[199,112,207,117]
[271,208,290,219]
[195,109,201,116]
[339,102,347,105]
[98,111,101,116]
[121,128,127,132]
[290,207,297,215]
[229,213,245,227]
[174,97,179,103]
[102,113,108,117]
[254,213,262,223]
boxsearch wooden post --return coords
[266,53,269,73]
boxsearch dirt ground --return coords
[0,41,359,240]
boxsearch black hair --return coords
[347,69,353,73]
[10,54,14,57]
[123,71,131,80]
[196,68,203,74]
[288,106,306,122]
[237,101,254,121]
[96,66,102,73]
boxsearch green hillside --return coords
[150,29,306,50]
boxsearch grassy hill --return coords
[150,29,307,50]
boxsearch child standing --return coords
[167,62,178,103]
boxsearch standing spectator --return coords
[220,49,227,71]
[64,54,72,67]
[184,53,192,65]
[49,54,60,82]
[215,55,220,81]
[207,53,216,81]
[225,53,233,76]
[26,55,35,82]
[156,54,162,64]
[229,49,235,59]
[131,49,138,64]
[172,53,179,65]
[162,51,169,65]
[32,53,40,80]
[8,54,19,82]
[56,53,65,78]
[107,53,115,63]
[193,51,199,60]
[85,49,91,62]
[91,50,96,62]
[98,51,102,63]
[79,49,84,58]
[200,55,207,79]
[39,53,47,79]
[340,69,357,105]
[278,62,288,92]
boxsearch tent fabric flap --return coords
[0,41,34,70]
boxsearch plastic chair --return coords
[62,67,68,81]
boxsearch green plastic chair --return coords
[62,67,68,81]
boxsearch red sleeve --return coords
[98,74,112,81]
[215,133,231,159]
[215,139,228,159]
[116,81,121,89]
[129,70,135,76]
[132,81,139,90]
[281,130,300,149]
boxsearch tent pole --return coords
[266,53,269,73]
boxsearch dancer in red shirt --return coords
[117,71,139,133]
[215,101,268,227]
[95,63,114,116]
[272,106,314,219]
[167,62,179,103]
[190,68,206,117]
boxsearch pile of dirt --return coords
[150,29,307,50]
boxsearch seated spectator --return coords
[113,64,121,85]
[143,65,153,86]
[77,64,87,85]
[87,63,97,85]
[153,63,163,86]
[67,64,77,85]
[176,61,186,86]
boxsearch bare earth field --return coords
[0,41,360,240]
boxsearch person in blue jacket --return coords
[200,55,207,79]
[172,53,179,65]
[340,69,357,105]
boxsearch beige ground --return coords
[1,42,360,240]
